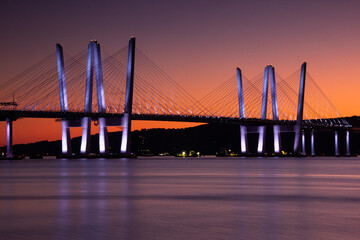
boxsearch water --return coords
[1,157,360,240]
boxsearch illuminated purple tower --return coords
[269,66,281,154]
[56,38,136,156]
[257,65,281,154]
[56,44,72,156]
[293,62,306,155]
[80,40,109,155]
[236,68,248,154]
[120,37,136,156]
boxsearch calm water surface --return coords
[1,157,360,240]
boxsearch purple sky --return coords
[1,0,360,144]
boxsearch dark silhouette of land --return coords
[2,116,360,157]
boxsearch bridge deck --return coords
[0,110,350,129]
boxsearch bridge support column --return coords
[273,125,281,154]
[334,131,339,156]
[121,113,131,154]
[311,131,315,156]
[346,131,350,156]
[98,118,109,155]
[61,121,71,156]
[6,119,13,158]
[56,43,72,156]
[240,126,248,154]
[302,131,306,155]
[121,37,136,156]
[294,63,306,155]
[257,126,266,154]
[80,117,91,155]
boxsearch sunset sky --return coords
[1,0,360,145]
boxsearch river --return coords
[1,156,360,239]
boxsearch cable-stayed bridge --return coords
[0,38,351,158]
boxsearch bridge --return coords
[0,38,351,158]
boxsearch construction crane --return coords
[0,94,18,107]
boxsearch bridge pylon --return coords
[56,44,72,156]
[236,68,248,154]
[257,65,281,155]
[269,66,281,154]
[57,41,110,156]
[293,62,306,155]
[257,66,269,154]
[80,40,109,155]
[120,37,136,156]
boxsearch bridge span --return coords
[0,37,352,158]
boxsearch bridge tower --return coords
[257,65,281,155]
[257,66,269,154]
[80,40,109,155]
[236,68,248,154]
[269,66,281,154]
[56,38,136,156]
[293,62,306,155]
[56,44,72,156]
[120,37,136,156]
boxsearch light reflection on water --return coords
[1,157,360,239]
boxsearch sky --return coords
[1,0,360,145]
